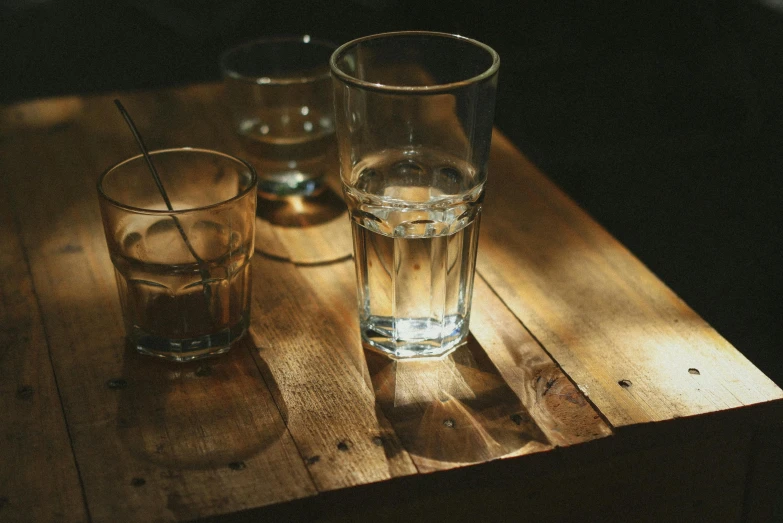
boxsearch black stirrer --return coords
[113,99,213,303]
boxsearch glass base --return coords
[361,316,468,360]
[131,317,248,362]
[258,171,325,199]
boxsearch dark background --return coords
[1,0,781,386]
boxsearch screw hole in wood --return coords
[106,378,127,390]
[16,385,34,400]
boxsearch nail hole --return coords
[228,461,246,471]
[305,455,320,465]
[16,386,34,400]
[510,413,528,425]
[443,419,456,428]
[130,478,146,487]
[337,440,350,451]
[59,244,83,254]
[688,368,700,375]
[107,378,127,390]
[618,379,632,388]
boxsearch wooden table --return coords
[1,84,781,523]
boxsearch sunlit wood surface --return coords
[1,84,781,522]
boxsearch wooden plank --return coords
[294,261,421,481]
[248,255,419,489]
[469,276,613,447]
[168,84,354,265]
[140,85,417,487]
[0,127,88,523]
[364,340,551,472]
[0,95,317,521]
[6,84,781,521]
[296,261,367,380]
[477,132,783,427]
[252,149,353,265]
[297,253,609,474]
[255,204,353,265]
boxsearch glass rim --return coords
[97,147,258,215]
[329,30,500,94]
[220,34,338,85]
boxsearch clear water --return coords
[344,147,484,359]
[239,107,334,197]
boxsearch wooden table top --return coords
[1,84,781,523]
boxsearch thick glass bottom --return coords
[361,314,468,360]
[131,316,249,362]
[258,171,325,199]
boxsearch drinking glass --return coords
[331,31,500,359]
[97,148,257,361]
[220,35,337,198]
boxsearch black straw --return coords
[114,99,176,211]
[113,99,213,307]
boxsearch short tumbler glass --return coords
[97,148,257,362]
[331,31,500,359]
[220,35,337,198]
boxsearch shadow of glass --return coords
[115,335,284,470]
[256,186,345,228]
[365,335,549,469]
[253,183,353,264]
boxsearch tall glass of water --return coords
[330,31,500,359]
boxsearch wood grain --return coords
[0,96,316,521]
[365,341,551,472]
[163,83,354,265]
[3,84,783,521]
[296,249,609,474]
[470,276,613,447]
[0,136,88,523]
[477,132,783,427]
[248,254,419,489]
[295,259,422,479]
[297,260,365,377]
[254,206,353,265]
[252,148,353,265]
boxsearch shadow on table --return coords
[253,184,354,265]
[256,186,346,228]
[365,335,549,470]
[115,336,284,470]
